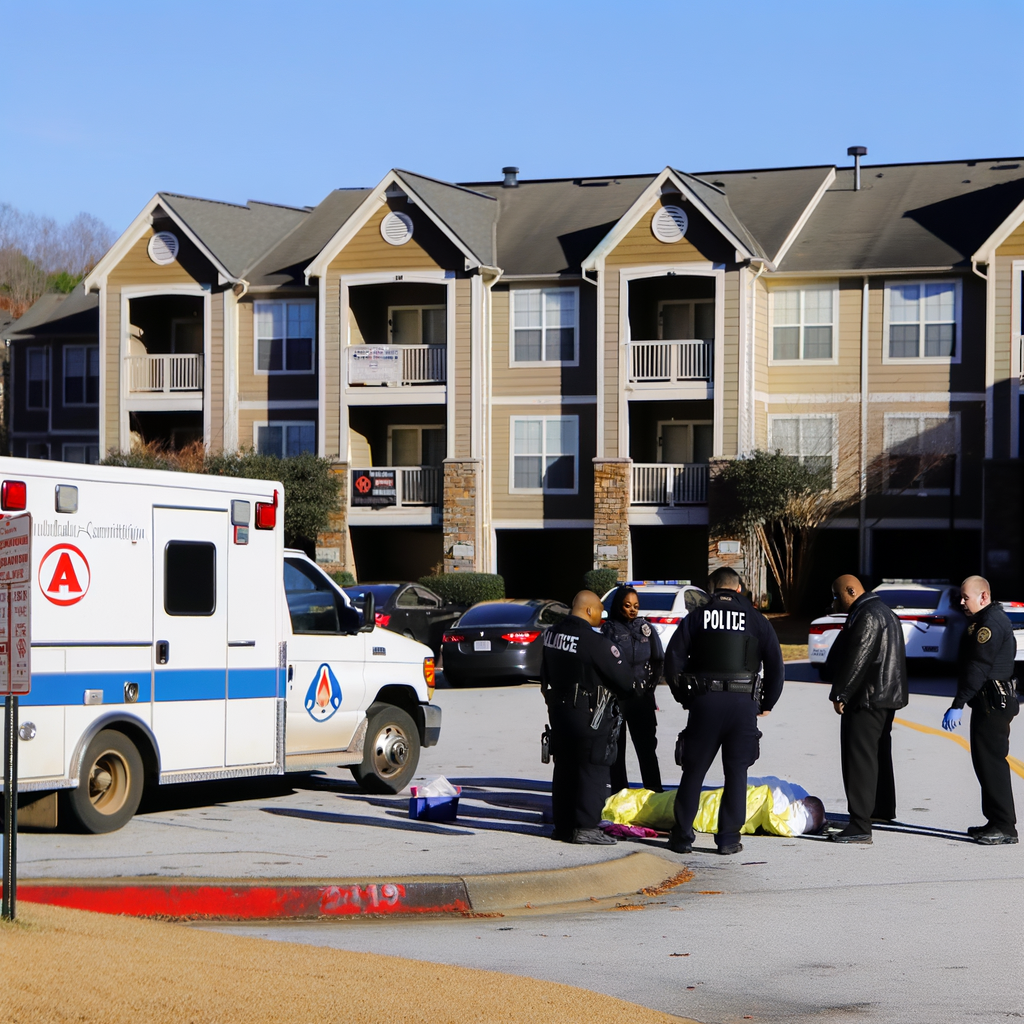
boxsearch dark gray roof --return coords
[158,194,309,279]
[3,284,98,339]
[675,171,768,259]
[397,170,497,266]
[777,158,1024,272]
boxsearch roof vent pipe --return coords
[502,166,519,188]
[847,146,867,191]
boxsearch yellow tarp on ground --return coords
[602,785,799,837]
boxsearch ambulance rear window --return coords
[165,541,216,616]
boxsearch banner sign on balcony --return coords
[349,346,402,384]
[352,469,397,507]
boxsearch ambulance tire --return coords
[68,729,145,834]
[351,705,420,794]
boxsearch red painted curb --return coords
[10,880,472,920]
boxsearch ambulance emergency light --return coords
[1,480,26,511]
[255,489,279,530]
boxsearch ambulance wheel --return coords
[68,730,144,833]
[351,705,420,794]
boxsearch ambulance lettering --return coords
[304,663,343,721]
[38,543,91,606]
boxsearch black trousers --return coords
[548,700,616,834]
[672,691,760,849]
[969,703,1018,834]
[839,706,897,834]
[610,689,663,794]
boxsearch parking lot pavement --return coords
[16,670,1023,883]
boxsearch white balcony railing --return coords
[631,463,709,505]
[350,466,442,508]
[125,353,203,393]
[627,339,713,383]
[347,345,446,386]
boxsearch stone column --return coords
[315,462,355,577]
[443,458,480,572]
[592,457,631,580]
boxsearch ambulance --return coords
[0,458,440,833]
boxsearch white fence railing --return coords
[126,354,203,393]
[627,340,712,382]
[347,345,446,386]
[631,463,709,505]
[350,466,442,507]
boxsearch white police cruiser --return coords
[601,580,708,647]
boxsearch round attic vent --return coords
[148,231,180,265]
[380,211,414,246]
[651,205,688,243]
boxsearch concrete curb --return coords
[10,851,683,921]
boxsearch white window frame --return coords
[26,346,50,411]
[62,443,99,464]
[386,304,447,346]
[768,284,840,365]
[386,424,446,466]
[509,415,579,495]
[767,413,839,488]
[253,420,317,458]
[882,278,962,365]
[882,412,961,496]
[253,299,316,375]
[63,345,99,407]
[509,287,580,368]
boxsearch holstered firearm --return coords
[752,674,764,707]
[983,678,1018,714]
[590,685,611,729]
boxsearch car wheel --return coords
[403,630,416,640]
[350,705,421,794]
[67,729,145,834]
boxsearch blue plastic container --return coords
[408,785,461,822]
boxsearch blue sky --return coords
[5,0,1022,233]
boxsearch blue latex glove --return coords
[942,708,962,731]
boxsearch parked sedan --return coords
[344,583,461,654]
[440,600,570,688]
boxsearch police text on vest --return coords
[704,609,746,631]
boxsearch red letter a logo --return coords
[47,552,82,595]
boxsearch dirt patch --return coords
[765,613,814,645]
[0,902,693,1024]
[640,869,695,896]
[780,643,809,662]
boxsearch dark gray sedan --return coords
[440,600,570,688]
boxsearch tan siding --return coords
[603,271,620,456]
[605,210,714,269]
[104,285,121,449]
[753,278,769,448]
[324,277,341,458]
[994,255,1013,384]
[453,277,472,458]
[327,206,448,274]
[721,270,739,455]
[238,409,263,450]
[490,408,544,520]
[491,284,572,398]
[107,231,201,288]
[996,220,1024,257]
[208,292,224,450]
[236,300,265,402]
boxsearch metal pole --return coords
[2,693,17,920]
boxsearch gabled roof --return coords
[2,283,98,340]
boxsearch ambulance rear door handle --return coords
[156,640,170,665]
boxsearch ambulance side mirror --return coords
[359,592,375,633]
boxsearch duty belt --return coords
[686,674,757,694]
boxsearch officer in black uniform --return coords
[942,575,1019,845]
[664,567,785,855]
[541,589,634,845]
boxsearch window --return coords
[658,300,715,340]
[164,541,216,616]
[63,444,99,465]
[254,300,315,373]
[26,348,49,409]
[397,586,441,609]
[388,425,445,466]
[388,305,446,346]
[511,288,578,364]
[768,415,837,481]
[284,557,353,634]
[884,280,960,361]
[64,346,99,405]
[883,413,959,494]
[255,421,316,458]
[771,286,837,361]
[510,416,578,493]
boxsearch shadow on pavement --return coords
[447,777,551,793]
[786,659,960,698]
[262,806,472,836]
[137,776,305,816]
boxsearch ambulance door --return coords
[152,507,229,772]
[283,556,366,754]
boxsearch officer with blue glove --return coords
[945,575,1019,845]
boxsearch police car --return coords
[601,580,708,647]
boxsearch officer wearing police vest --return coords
[664,567,785,854]
[942,575,1019,845]
[541,590,634,845]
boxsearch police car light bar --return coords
[624,580,691,587]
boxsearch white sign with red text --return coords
[0,514,31,695]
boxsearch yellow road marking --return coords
[894,716,1024,778]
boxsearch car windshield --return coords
[873,589,942,610]
[603,591,679,614]
[458,603,538,627]
[345,585,399,607]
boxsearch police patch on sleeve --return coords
[610,644,621,658]
[641,623,651,637]
[977,627,992,644]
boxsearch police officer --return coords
[664,567,784,855]
[541,589,634,845]
[942,575,1019,845]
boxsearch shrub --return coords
[419,572,504,607]
[584,568,620,597]
[329,570,356,587]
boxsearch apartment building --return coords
[6,155,1024,600]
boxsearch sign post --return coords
[0,513,32,921]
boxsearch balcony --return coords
[123,353,204,411]
[347,345,446,384]
[631,463,708,506]
[628,340,712,383]
[348,466,442,525]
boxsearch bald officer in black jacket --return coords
[664,567,785,855]
[541,590,634,845]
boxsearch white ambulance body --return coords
[2,457,439,833]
